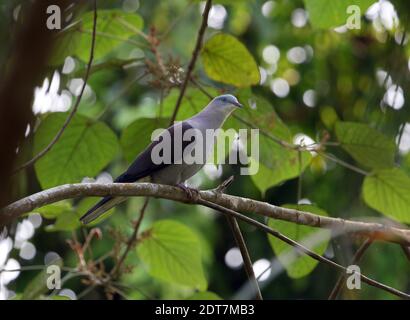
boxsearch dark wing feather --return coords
[114,121,194,182]
[80,121,194,224]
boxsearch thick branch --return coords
[198,198,409,299]
[2,183,410,246]
[169,0,212,124]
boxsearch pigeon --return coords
[80,94,243,224]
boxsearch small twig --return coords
[197,198,410,299]
[401,245,410,262]
[0,265,76,273]
[147,27,166,74]
[318,151,369,176]
[396,122,407,159]
[116,17,149,41]
[190,77,214,99]
[96,71,149,120]
[111,281,154,300]
[82,228,102,253]
[226,216,263,300]
[169,0,212,125]
[76,284,97,300]
[297,150,302,202]
[328,238,373,300]
[160,0,194,40]
[216,175,262,299]
[214,175,234,193]
[110,197,150,278]
[13,0,98,174]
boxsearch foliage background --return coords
[1,0,410,300]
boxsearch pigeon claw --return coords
[177,184,200,202]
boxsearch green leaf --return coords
[52,10,143,63]
[188,291,222,300]
[49,295,72,300]
[225,92,290,165]
[227,91,291,142]
[193,0,251,3]
[201,33,260,87]
[225,91,312,193]
[45,210,81,232]
[137,220,207,290]
[335,122,395,169]
[363,168,410,223]
[34,113,119,189]
[44,197,115,231]
[33,201,72,219]
[303,0,374,29]
[251,151,312,195]
[268,204,331,278]
[120,117,169,163]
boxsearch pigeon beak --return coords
[233,101,243,108]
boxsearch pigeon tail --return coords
[80,196,126,224]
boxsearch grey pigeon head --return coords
[209,94,243,114]
[211,94,243,109]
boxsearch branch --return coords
[2,183,410,246]
[13,0,98,174]
[110,197,150,278]
[198,198,409,299]
[2,182,409,299]
[169,0,212,125]
[328,238,373,299]
[226,215,263,300]
[217,176,262,299]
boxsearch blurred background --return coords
[0,0,409,300]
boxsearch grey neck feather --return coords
[189,102,234,129]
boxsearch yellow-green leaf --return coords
[52,10,143,63]
[251,151,312,196]
[363,168,410,223]
[188,291,222,300]
[201,33,260,87]
[268,204,331,278]
[33,201,72,219]
[225,91,312,193]
[34,113,119,189]
[137,220,207,290]
[335,122,395,169]
[303,0,374,29]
